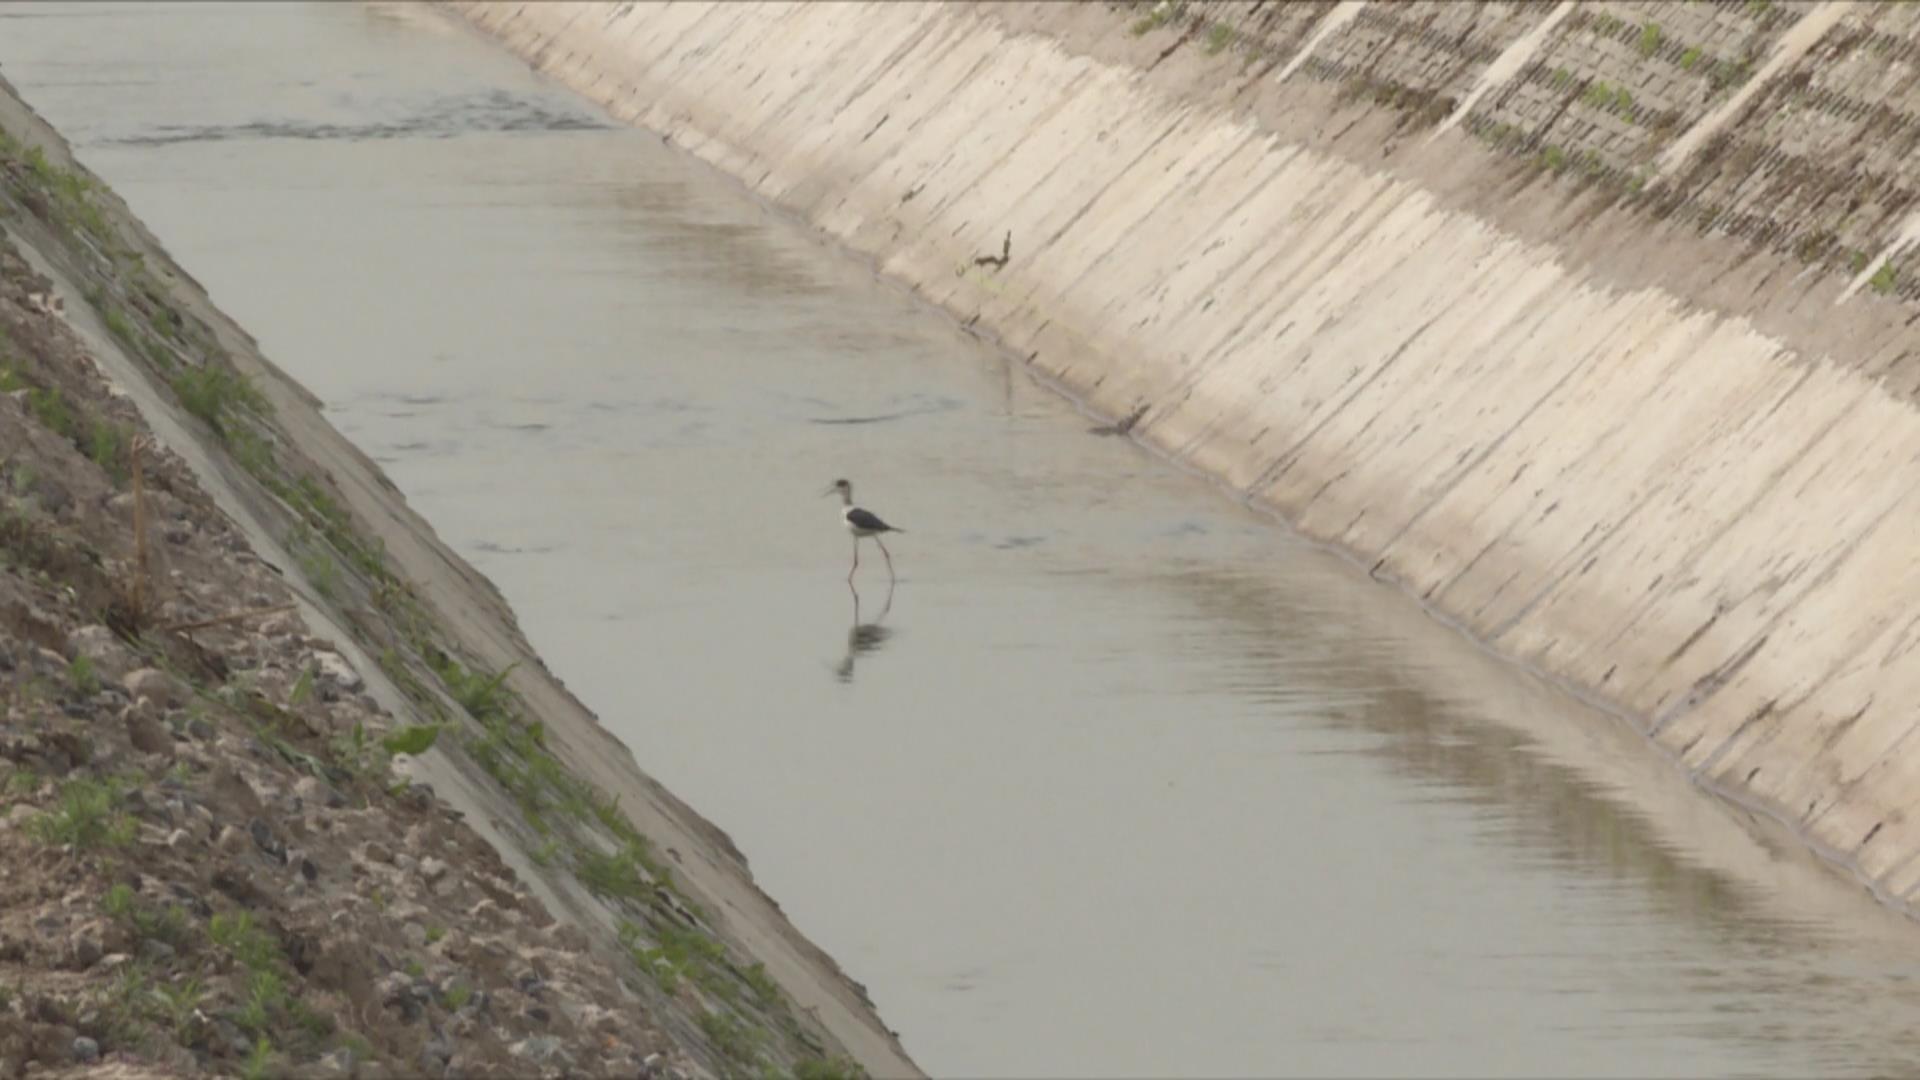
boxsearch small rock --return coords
[123,668,186,709]
[510,1036,565,1066]
[165,827,192,850]
[420,856,449,884]
[71,1036,99,1064]
[318,1047,356,1076]
[185,716,215,741]
[260,612,302,638]
[68,925,104,970]
[548,923,589,952]
[522,1005,551,1027]
[402,923,428,948]
[215,826,248,856]
[301,857,319,883]
[123,702,174,757]
[312,650,364,695]
[419,1034,454,1077]
[138,939,176,965]
[641,1052,665,1080]
[248,818,285,862]
[364,841,395,865]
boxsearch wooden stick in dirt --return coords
[129,434,152,626]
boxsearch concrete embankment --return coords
[0,66,911,1079]
[450,0,1920,912]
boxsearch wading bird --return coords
[824,478,903,582]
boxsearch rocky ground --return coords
[0,203,715,1077]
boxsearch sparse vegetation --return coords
[170,362,263,436]
[1204,23,1232,54]
[297,542,341,600]
[68,654,100,695]
[576,839,661,901]
[1128,0,1178,36]
[28,777,135,849]
[240,1037,277,1080]
[1638,23,1662,57]
[103,882,189,947]
[236,968,287,1035]
[1871,261,1898,294]
[1680,46,1703,70]
[1710,56,1751,93]
[699,1009,760,1069]
[88,415,129,482]
[380,723,441,757]
[153,977,207,1041]
[209,911,280,972]
[25,385,77,439]
[288,665,315,706]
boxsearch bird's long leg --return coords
[876,535,895,581]
[848,536,860,582]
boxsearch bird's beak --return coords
[820,486,835,497]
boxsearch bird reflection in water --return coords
[836,578,896,683]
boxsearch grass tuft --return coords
[29,777,135,849]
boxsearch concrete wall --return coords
[445,1,1920,913]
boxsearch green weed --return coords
[700,1010,760,1066]
[29,777,135,849]
[88,417,129,483]
[381,724,441,757]
[1871,261,1898,294]
[152,977,205,1041]
[1638,23,1662,56]
[240,1037,276,1080]
[1204,23,1232,54]
[25,386,77,439]
[103,883,188,946]
[170,363,262,436]
[68,655,100,696]
[209,911,278,971]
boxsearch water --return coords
[9,4,1920,1076]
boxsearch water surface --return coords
[8,5,1920,1076]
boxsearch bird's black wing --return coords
[846,507,894,532]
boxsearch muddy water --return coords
[10,4,1920,1076]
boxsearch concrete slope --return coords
[447,0,1920,916]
